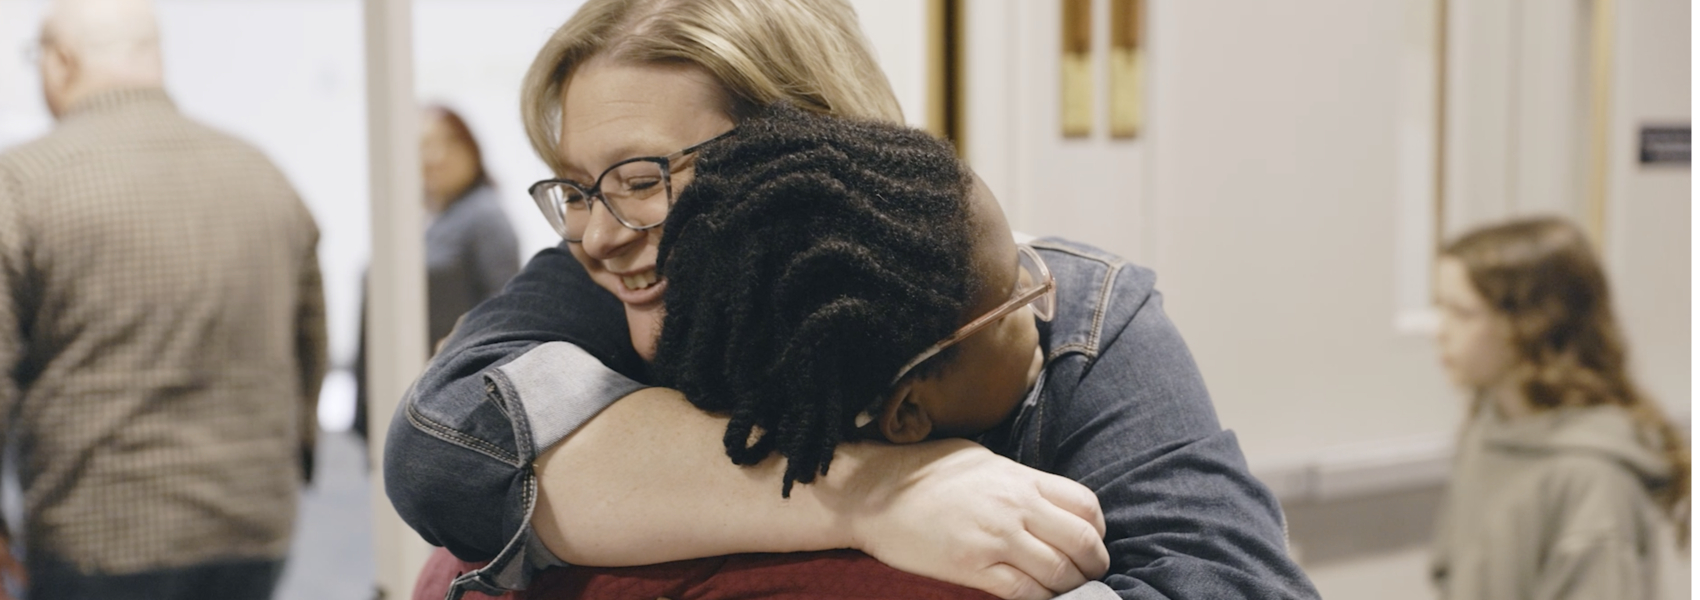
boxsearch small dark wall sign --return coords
[1638,125,1689,166]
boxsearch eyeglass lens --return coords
[535,159,671,241]
[1018,247,1055,321]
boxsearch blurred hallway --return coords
[276,430,375,600]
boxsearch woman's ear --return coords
[878,385,933,444]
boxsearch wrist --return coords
[811,441,899,551]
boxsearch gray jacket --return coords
[1431,403,1680,600]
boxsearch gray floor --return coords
[275,430,377,600]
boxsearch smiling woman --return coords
[384,2,1115,599]
[544,59,734,358]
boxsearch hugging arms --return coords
[384,103,1318,600]
[384,1,1315,598]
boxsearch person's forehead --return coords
[1435,258,1486,306]
[420,116,451,140]
[555,59,730,177]
[955,182,1017,321]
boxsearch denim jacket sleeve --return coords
[383,244,648,596]
[1015,241,1319,599]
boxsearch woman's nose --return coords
[578,200,645,260]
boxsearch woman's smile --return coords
[603,269,666,306]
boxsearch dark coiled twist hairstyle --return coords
[653,103,978,496]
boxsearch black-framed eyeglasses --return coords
[886,244,1056,387]
[529,129,735,243]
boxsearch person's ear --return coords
[48,43,77,80]
[877,384,933,444]
[41,43,78,106]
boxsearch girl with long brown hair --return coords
[1430,216,1688,599]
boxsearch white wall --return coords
[952,0,1688,597]
[962,0,1460,463]
[1605,0,1690,425]
[847,0,929,129]
[1145,0,1464,464]
[962,0,1149,264]
[958,0,1689,477]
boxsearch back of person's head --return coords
[652,103,976,496]
[40,0,164,115]
[520,0,902,176]
[1443,215,1690,540]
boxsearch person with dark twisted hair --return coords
[641,103,1316,598]
[652,103,981,494]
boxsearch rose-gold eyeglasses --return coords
[887,244,1055,386]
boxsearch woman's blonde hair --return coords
[520,0,903,176]
[1444,216,1690,544]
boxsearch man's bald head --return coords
[39,0,164,118]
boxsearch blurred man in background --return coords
[0,0,326,598]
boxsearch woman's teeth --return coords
[621,271,659,291]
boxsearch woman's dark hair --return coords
[1444,216,1690,545]
[653,102,977,496]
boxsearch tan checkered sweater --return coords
[0,88,327,573]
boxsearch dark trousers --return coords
[27,555,284,600]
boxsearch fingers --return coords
[1001,530,1089,594]
[1034,475,1106,538]
[977,562,1053,600]
[1024,497,1110,580]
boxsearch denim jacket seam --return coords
[1048,342,1095,361]
[448,468,541,597]
[452,369,555,594]
[485,367,539,465]
[1033,239,1125,359]
[1087,262,1121,354]
[404,395,521,467]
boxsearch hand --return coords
[300,415,319,485]
[831,439,1109,600]
[0,532,25,600]
[299,442,316,486]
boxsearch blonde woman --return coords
[1431,216,1689,599]
[386,2,1307,599]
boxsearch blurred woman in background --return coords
[1430,216,1689,600]
[417,105,520,345]
[355,106,519,440]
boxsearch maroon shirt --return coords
[415,546,1000,600]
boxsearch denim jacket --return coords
[384,238,1320,599]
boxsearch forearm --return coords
[532,387,1110,600]
[534,386,864,565]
